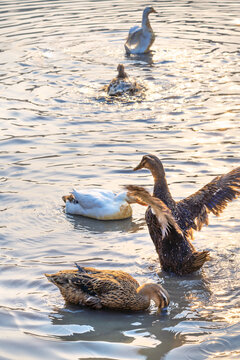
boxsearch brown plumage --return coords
[104,64,145,96]
[133,154,240,275]
[126,185,183,239]
[62,194,74,203]
[45,264,169,312]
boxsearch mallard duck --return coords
[132,154,240,275]
[45,263,169,312]
[105,64,144,96]
[62,188,132,220]
[125,6,157,54]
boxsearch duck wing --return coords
[128,25,141,35]
[126,27,143,47]
[70,272,121,296]
[177,167,240,233]
[126,185,182,238]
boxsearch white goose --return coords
[62,189,132,220]
[125,6,157,54]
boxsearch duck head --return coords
[117,64,128,79]
[137,283,169,310]
[133,154,164,172]
[143,6,157,16]
[133,154,167,186]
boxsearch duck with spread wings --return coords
[131,154,240,275]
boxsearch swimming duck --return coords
[62,188,132,220]
[45,263,169,312]
[125,6,157,54]
[105,64,144,96]
[133,154,240,275]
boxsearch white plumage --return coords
[63,189,132,220]
[125,6,157,54]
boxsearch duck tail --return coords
[183,250,210,274]
[45,273,59,285]
[62,194,75,203]
[74,263,86,273]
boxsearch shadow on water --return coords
[48,305,182,359]
[125,51,155,66]
[64,212,146,234]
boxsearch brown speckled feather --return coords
[45,265,169,311]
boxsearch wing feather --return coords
[177,167,240,232]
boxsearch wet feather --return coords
[133,155,239,274]
[45,264,170,312]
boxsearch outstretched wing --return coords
[177,167,240,233]
[126,27,142,47]
[128,25,141,36]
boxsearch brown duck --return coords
[45,263,169,312]
[105,64,144,96]
[132,154,240,275]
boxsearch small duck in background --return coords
[45,263,169,312]
[132,154,240,275]
[125,6,157,54]
[62,188,132,220]
[105,64,144,96]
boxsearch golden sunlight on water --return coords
[0,0,240,359]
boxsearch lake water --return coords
[0,0,240,359]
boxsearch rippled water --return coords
[0,0,240,359]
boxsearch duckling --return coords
[125,6,157,54]
[105,64,144,96]
[45,263,169,312]
[62,188,132,220]
[133,155,240,275]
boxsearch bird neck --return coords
[117,68,128,79]
[142,11,152,31]
[148,164,172,202]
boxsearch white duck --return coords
[62,189,132,220]
[105,64,144,96]
[125,6,157,54]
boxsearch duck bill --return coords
[133,160,145,171]
[152,8,157,14]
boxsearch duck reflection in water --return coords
[63,211,145,234]
[46,268,212,358]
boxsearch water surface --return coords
[0,0,240,359]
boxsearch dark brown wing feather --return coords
[69,267,138,295]
[70,273,120,296]
[177,167,240,232]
